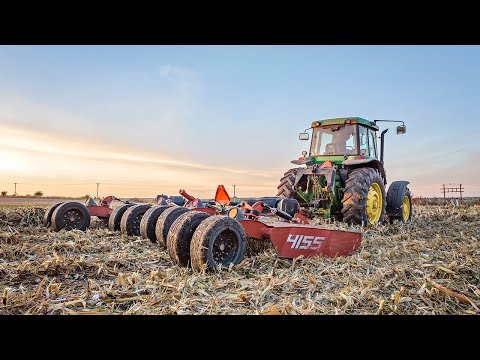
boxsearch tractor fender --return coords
[342,158,387,184]
[386,181,410,217]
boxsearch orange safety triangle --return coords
[215,185,231,206]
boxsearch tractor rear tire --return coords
[108,204,134,231]
[190,215,246,272]
[155,206,190,248]
[51,201,91,232]
[341,168,386,226]
[120,204,151,236]
[276,168,300,198]
[167,211,211,267]
[140,205,170,243]
[44,202,64,227]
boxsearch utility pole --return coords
[96,183,100,199]
[14,182,17,196]
[441,183,464,205]
[232,184,236,201]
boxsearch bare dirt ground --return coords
[0,205,479,315]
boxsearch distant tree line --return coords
[0,190,44,197]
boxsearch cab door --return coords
[367,129,378,159]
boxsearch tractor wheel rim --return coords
[62,209,83,230]
[366,183,382,224]
[212,230,238,265]
[402,195,410,221]
[133,215,142,234]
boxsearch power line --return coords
[441,183,464,204]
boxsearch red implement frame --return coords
[85,195,116,219]
[181,185,362,258]
[240,220,361,258]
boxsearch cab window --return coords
[310,125,357,155]
[358,126,368,155]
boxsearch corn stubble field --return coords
[0,205,479,315]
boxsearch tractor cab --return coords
[298,117,407,168]
[299,117,380,165]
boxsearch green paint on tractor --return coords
[276,116,413,226]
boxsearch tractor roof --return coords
[311,117,379,131]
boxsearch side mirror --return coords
[396,125,406,134]
[299,132,309,140]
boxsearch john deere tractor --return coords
[277,117,412,225]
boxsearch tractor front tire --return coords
[341,168,386,226]
[387,186,413,224]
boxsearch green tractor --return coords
[277,117,412,225]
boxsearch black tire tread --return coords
[190,215,246,272]
[155,206,190,247]
[139,205,170,242]
[120,204,151,236]
[43,202,64,227]
[341,167,386,225]
[389,188,413,223]
[167,211,211,266]
[276,168,300,198]
[108,204,134,231]
[51,201,91,232]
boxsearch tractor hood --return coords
[291,155,345,166]
[291,158,314,166]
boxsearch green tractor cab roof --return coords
[311,117,379,131]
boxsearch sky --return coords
[0,45,479,198]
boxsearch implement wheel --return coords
[108,204,134,231]
[155,207,190,247]
[140,205,170,243]
[51,202,91,231]
[120,204,151,236]
[341,168,386,225]
[190,215,246,272]
[43,202,64,227]
[167,211,211,267]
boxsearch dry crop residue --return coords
[0,205,479,314]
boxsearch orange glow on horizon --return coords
[1,124,478,198]
[0,124,279,198]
